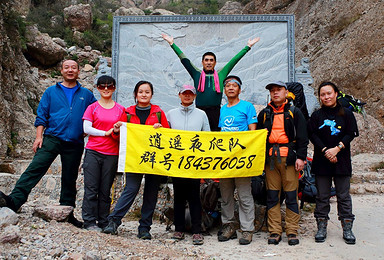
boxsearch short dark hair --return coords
[202,52,216,61]
[223,75,242,87]
[133,80,154,102]
[96,75,115,86]
[60,59,79,70]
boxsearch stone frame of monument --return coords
[112,14,295,110]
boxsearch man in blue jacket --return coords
[0,60,96,227]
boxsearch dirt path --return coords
[118,194,384,259]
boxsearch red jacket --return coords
[112,104,169,140]
[125,104,170,128]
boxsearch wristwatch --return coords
[337,143,343,150]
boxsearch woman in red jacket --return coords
[102,80,169,239]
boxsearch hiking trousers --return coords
[173,177,202,234]
[82,149,117,229]
[197,105,220,131]
[265,157,300,236]
[314,175,354,220]
[108,172,162,231]
[220,177,255,231]
[10,135,84,211]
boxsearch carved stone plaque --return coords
[112,15,295,110]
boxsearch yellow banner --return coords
[118,123,267,178]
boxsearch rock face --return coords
[219,1,243,14]
[151,8,177,15]
[0,1,41,159]
[120,0,137,8]
[25,25,67,66]
[139,0,170,9]
[114,6,145,16]
[243,0,384,124]
[63,4,93,32]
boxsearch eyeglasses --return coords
[97,84,115,90]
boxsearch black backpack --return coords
[298,158,336,208]
[337,90,366,114]
[200,180,221,233]
[251,174,267,205]
[285,82,310,121]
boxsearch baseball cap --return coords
[179,85,196,94]
[265,81,287,90]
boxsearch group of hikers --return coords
[0,34,358,247]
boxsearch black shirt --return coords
[136,105,151,125]
[308,105,358,176]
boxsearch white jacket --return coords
[167,104,210,131]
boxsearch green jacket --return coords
[170,43,250,107]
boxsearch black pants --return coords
[314,175,354,220]
[197,105,220,131]
[173,177,202,234]
[108,173,162,231]
[10,135,84,210]
[82,149,117,228]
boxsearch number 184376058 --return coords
[177,155,257,171]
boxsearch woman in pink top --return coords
[81,75,127,231]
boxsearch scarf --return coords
[197,70,221,93]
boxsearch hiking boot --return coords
[138,229,152,240]
[218,223,238,242]
[102,220,118,235]
[192,233,204,245]
[0,191,7,208]
[287,234,300,246]
[172,231,185,240]
[0,191,16,211]
[67,212,83,228]
[315,218,328,243]
[341,219,356,244]
[239,231,253,245]
[85,225,102,232]
[267,233,282,245]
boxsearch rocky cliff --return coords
[0,1,42,160]
[242,0,384,123]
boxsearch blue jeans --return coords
[108,173,162,231]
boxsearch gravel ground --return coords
[1,193,384,259]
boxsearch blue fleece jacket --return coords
[35,82,96,144]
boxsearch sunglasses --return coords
[97,84,115,90]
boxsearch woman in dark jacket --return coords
[308,81,359,244]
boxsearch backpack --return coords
[200,179,221,233]
[200,179,220,212]
[337,91,366,114]
[285,82,310,121]
[298,157,336,208]
[251,174,267,205]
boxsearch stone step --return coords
[0,158,62,175]
[0,172,173,218]
[350,183,384,194]
[351,171,384,185]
